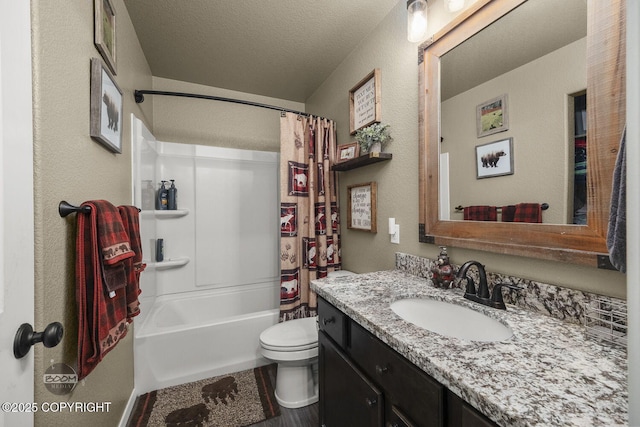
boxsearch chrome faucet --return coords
[456,260,522,310]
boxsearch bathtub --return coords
[134,281,279,394]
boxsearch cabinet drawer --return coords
[318,298,347,349]
[350,321,444,426]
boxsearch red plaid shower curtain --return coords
[279,113,341,320]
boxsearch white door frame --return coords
[0,0,35,426]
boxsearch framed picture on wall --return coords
[90,58,123,153]
[347,182,377,232]
[337,142,359,163]
[349,69,381,135]
[94,0,117,75]
[476,94,508,137]
[475,137,514,179]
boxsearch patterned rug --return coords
[127,364,280,427]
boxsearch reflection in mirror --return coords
[439,0,587,225]
[418,0,626,266]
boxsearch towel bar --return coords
[58,201,91,217]
[58,201,140,217]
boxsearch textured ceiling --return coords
[125,0,400,102]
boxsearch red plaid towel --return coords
[463,205,497,221]
[76,200,134,380]
[118,205,145,321]
[501,205,517,222]
[513,203,542,223]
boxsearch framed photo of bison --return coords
[475,137,513,179]
[90,58,123,153]
[476,94,508,137]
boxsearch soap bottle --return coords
[431,246,455,288]
[167,179,178,210]
[156,181,169,210]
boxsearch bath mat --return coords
[127,364,280,427]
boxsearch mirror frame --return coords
[418,0,626,267]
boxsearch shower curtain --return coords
[279,112,341,320]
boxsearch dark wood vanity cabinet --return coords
[318,297,498,427]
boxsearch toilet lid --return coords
[260,317,318,351]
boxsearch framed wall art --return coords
[476,94,508,137]
[347,182,377,232]
[90,58,123,153]
[475,137,514,179]
[337,142,360,163]
[94,0,117,74]
[349,69,381,135]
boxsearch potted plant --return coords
[355,123,393,154]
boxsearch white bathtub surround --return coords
[135,283,278,394]
[131,116,280,394]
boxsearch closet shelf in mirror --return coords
[332,152,392,171]
[145,257,190,271]
[140,209,189,219]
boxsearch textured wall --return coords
[31,0,153,425]
[150,77,305,151]
[305,1,625,298]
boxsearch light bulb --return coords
[446,0,465,12]
[407,0,428,43]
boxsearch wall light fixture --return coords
[407,0,428,43]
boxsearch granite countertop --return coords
[311,270,627,427]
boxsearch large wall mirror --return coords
[418,0,625,266]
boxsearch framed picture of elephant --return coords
[475,137,514,179]
[90,57,123,153]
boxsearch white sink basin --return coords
[390,298,513,342]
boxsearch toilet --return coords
[259,270,355,408]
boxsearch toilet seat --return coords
[260,317,318,352]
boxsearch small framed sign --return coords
[337,142,359,163]
[349,69,381,135]
[347,182,377,232]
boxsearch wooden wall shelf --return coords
[332,152,392,171]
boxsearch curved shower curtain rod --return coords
[133,89,330,121]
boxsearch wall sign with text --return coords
[349,69,381,134]
[347,182,377,232]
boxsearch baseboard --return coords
[118,388,138,427]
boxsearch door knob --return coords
[13,322,64,359]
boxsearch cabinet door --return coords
[319,331,384,427]
[446,390,498,427]
[350,321,444,426]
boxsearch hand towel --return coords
[500,205,517,222]
[118,205,145,320]
[513,203,542,223]
[607,126,626,273]
[76,200,133,380]
[463,205,497,221]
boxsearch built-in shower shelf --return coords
[146,257,190,270]
[141,209,189,219]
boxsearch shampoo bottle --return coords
[157,180,168,210]
[168,179,178,210]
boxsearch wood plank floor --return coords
[249,366,318,427]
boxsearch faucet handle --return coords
[490,283,523,309]
[459,274,476,295]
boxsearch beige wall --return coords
[442,38,586,224]
[150,76,305,151]
[305,1,625,299]
[31,0,153,425]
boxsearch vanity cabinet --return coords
[318,297,498,427]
